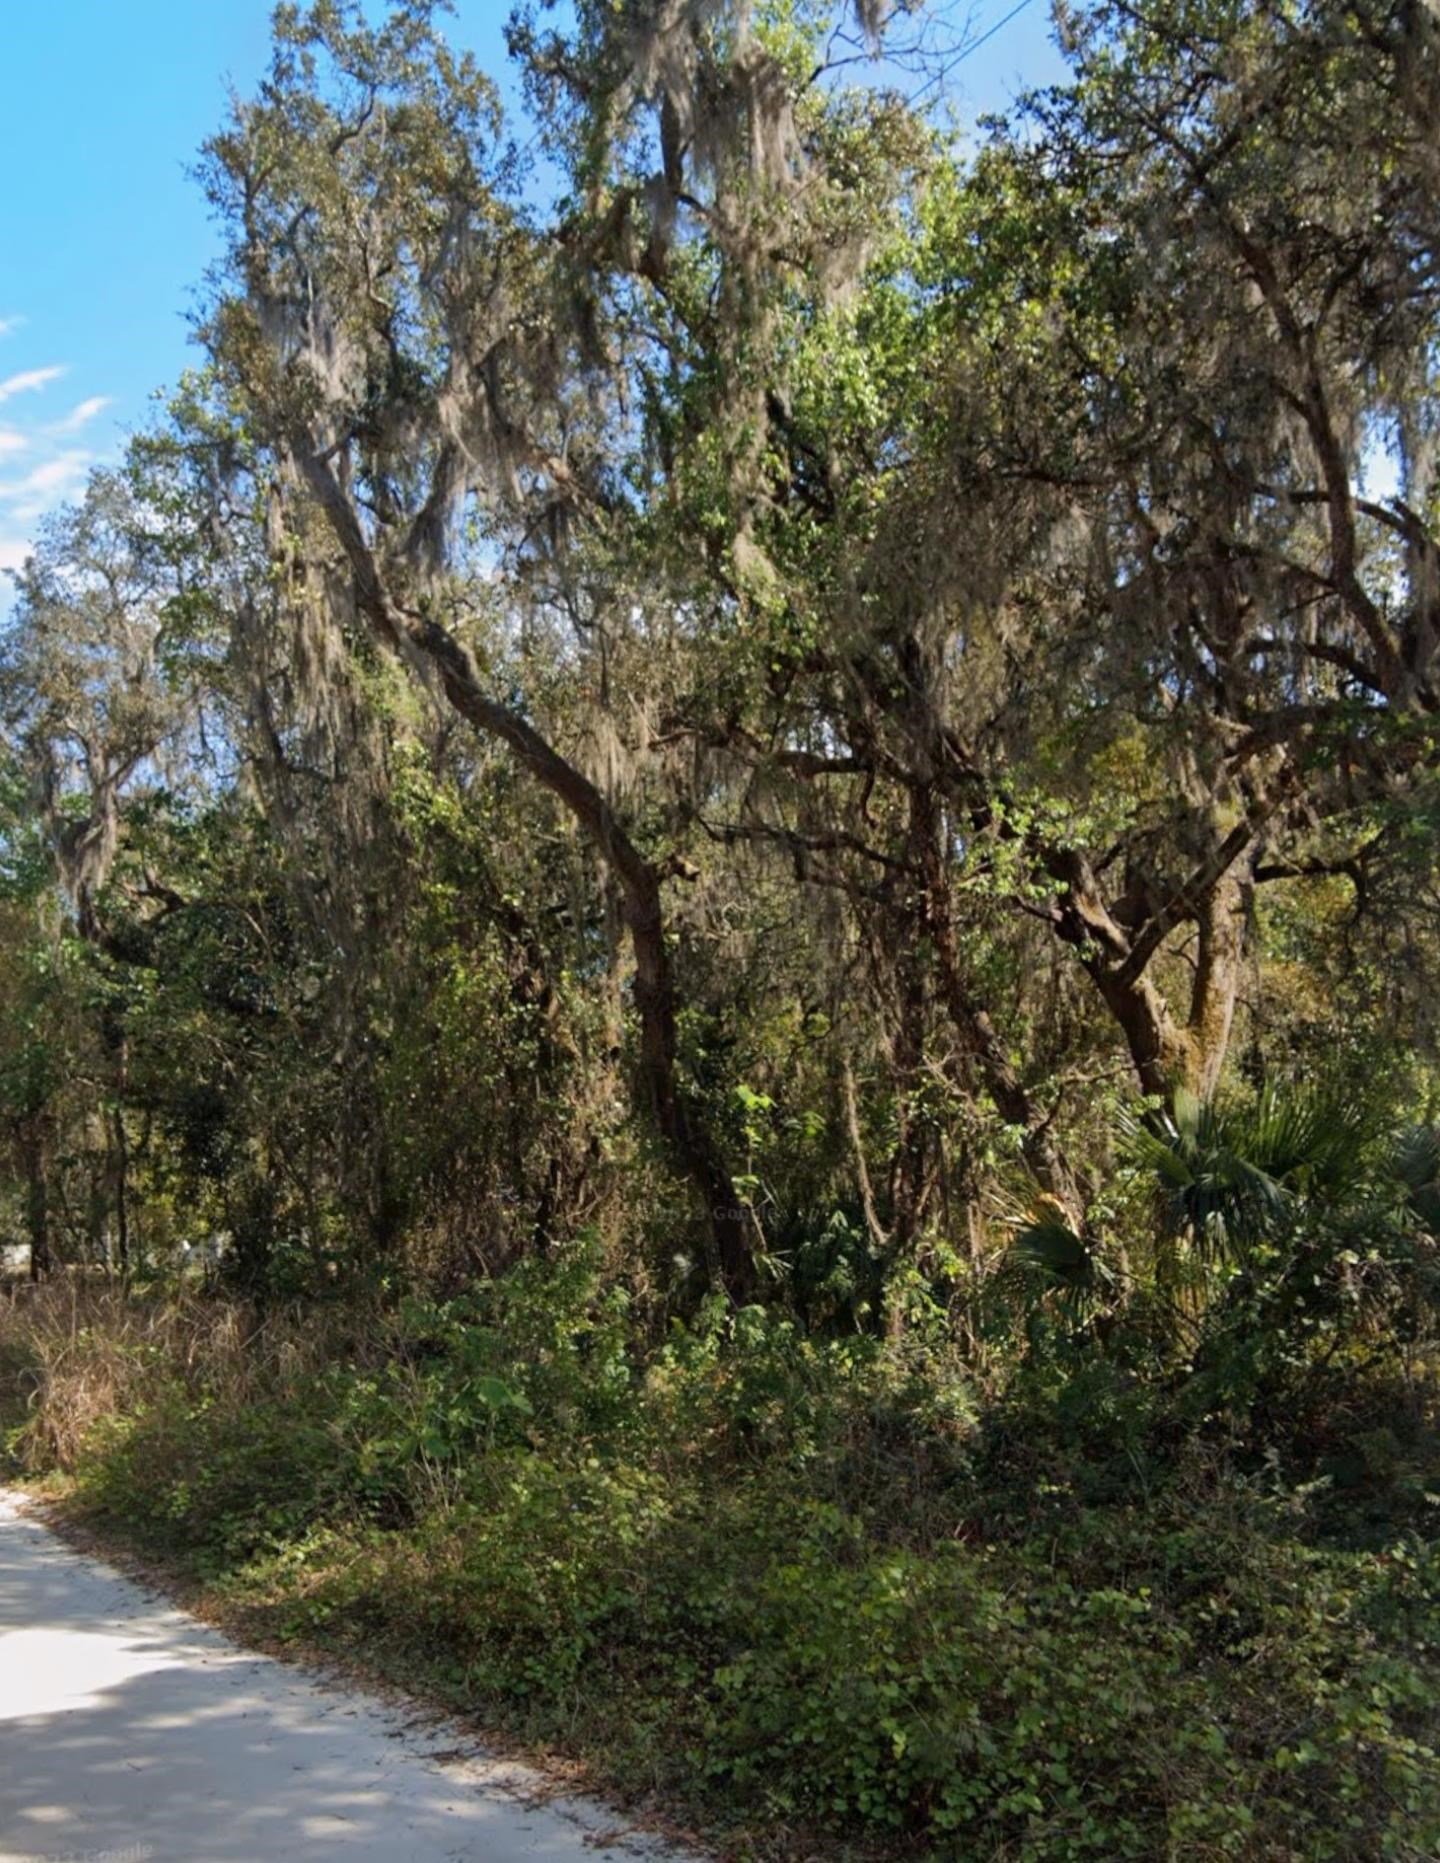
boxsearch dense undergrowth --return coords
[5,4,1440,1858]
[4,1252,1439,1861]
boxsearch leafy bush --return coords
[4,1264,1439,1859]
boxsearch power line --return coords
[899,0,1044,110]
[956,0,1042,67]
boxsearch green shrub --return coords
[4,1273,1439,1859]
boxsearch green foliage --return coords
[1009,1213,1107,1313]
[1120,1083,1389,1262]
[5,0,1440,1854]
[7,1257,1439,1860]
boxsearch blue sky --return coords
[0,1,1064,581]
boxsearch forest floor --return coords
[0,1488,699,1863]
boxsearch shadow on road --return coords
[0,1495,681,1863]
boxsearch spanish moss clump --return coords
[5,8,1440,1852]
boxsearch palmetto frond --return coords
[1119,1081,1385,1260]
[1395,1124,1440,1233]
[1008,1205,1116,1319]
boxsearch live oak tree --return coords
[940,0,1440,1105]
[5,0,1440,1308]
[641,0,1440,1202]
[192,0,937,1295]
[1,474,207,1274]
[195,1,766,1292]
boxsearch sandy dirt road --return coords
[0,1491,692,1863]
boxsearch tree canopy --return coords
[2,0,1438,1309]
[6,7,1440,1857]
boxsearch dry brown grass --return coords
[0,1279,365,1473]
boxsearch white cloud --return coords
[54,395,112,433]
[0,345,117,607]
[0,365,65,404]
[0,451,93,524]
[4,455,88,497]
[0,317,22,341]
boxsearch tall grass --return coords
[2,1280,358,1472]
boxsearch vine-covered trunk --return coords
[629,872,753,1298]
[896,675,1084,1224]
